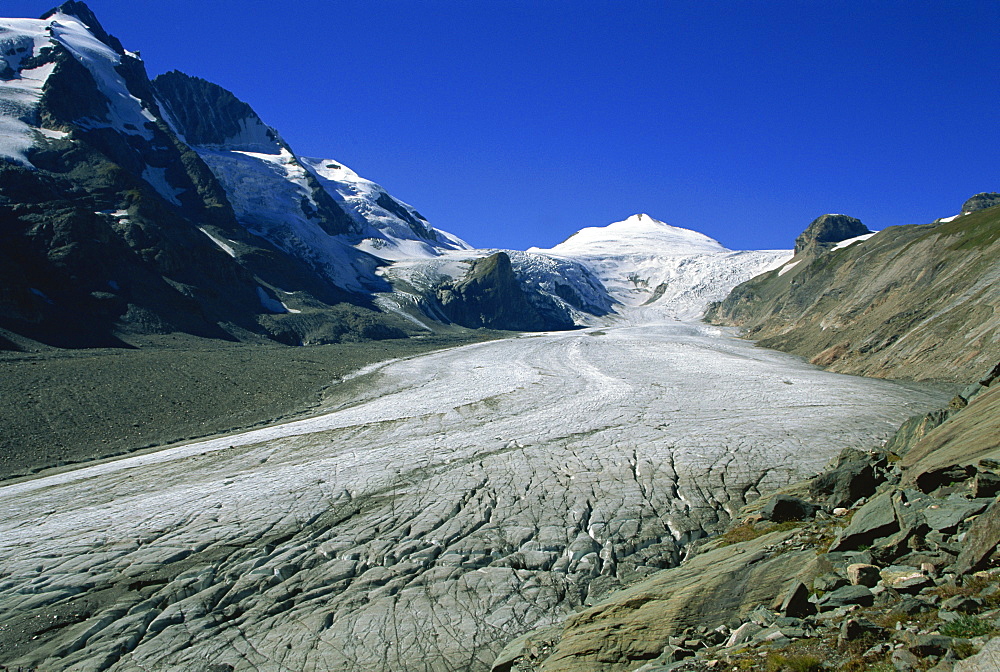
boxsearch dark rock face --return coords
[152,70,270,148]
[793,214,870,255]
[760,495,816,522]
[436,252,573,331]
[962,192,1000,213]
[374,192,437,242]
[778,582,815,617]
[809,449,885,508]
[954,497,1000,574]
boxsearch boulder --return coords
[816,585,874,611]
[972,472,1000,499]
[847,563,881,588]
[892,648,921,671]
[812,573,848,592]
[939,595,983,614]
[777,582,816,618]
[923,496,992,533]
[809,452,881,508]
[829,491,899,552]
[880,565,933,594]
[839,617,884,643]
[955,497,1000,574]
[900,633,955,658]
[725,622,763,647]
[760,495,817,522]
[954,634,1000,672]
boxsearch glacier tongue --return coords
[0,322,950,672]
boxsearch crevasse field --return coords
[0,315,948,671]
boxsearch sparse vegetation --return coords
[765,652,823,672]
[941,614,996,638]
[720,520,802,545]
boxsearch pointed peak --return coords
[42,1,124,54]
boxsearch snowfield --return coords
[0,320,948,671]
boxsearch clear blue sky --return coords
[8,1,999,250]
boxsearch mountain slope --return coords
[152,72,470,290]
[705,204,1000,382]
[0,3,466,348]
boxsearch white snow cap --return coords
[538,213,727,258]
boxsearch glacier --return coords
[0,310,949,670]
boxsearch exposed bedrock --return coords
[0,324,949,671]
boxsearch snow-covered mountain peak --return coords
[538,213,727,259]
[524,214,788,322]
[0,7,156,165]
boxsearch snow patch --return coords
[525,214,790,322]
[140,166,184,206]
[831,232,877,251]
[0,54,57,163]
[373,295,433,331]
[777,259,801,276]
[198,228,237,258]
[256,287,288,314]
[196,147,383,292]
[48,13,157,136]
[537,213,726,258]
[302,156,471,260]
[36,127,69,140]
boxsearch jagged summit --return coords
[40,2,123,54]
[962,192,1000,214]
[153,70,278,151]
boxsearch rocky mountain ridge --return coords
[705,201,1000,383]
[0,2,480,349]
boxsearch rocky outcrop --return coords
[495,361,1000,672]
[705,200,1000,382]
[436,252,574,330]
[793,214,870,255]
[962,192,1000,214]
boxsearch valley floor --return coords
[0,321,951,671]
[0,331,502,482]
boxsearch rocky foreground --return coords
[495,362,1000,672]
